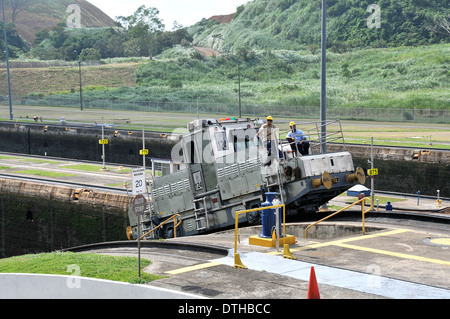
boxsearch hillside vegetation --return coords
[4,43,446,110]
[190,0,449,53]
[0,0,448,113]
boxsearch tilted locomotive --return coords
[126,117,365,240]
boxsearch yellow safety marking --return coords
[292,229,411,252]
[165,262,222,275]
[268,229,411,255]
[430,238,450,246]
[334,243,450,266]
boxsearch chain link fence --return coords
[6,95,449,123]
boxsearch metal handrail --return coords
[278,120,346,155]
[305,197,373,238]
[139,214,182,240]
[234,204,286,269]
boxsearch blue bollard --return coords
[260,192,278,238]
[386,201,393,212]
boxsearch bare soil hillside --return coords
[4,0,115,45]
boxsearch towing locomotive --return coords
[126,117,365,240]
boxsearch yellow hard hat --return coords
[289,121,296,126]
[266,116,273,121]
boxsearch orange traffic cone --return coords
[307,267,320,299]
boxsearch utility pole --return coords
[320,0,327,154]
[238,62,242,118]
[101,117,106,170]
[78,60,83,111]
[142,127,146,170]
[1,0,13,120]
[371,137,375,206]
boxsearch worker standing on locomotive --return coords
[286,121,310,156]
[256,116,280,165]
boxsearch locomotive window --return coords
[215,131,228,151]
[233,134,250,152]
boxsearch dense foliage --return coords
[30,23,193,61]
[0,22,29,61]
[190,0,449,53]
[104,44,450,109]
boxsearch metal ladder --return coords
[193,196,209,231]
[276,161,285,204]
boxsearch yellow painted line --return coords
[165,262,222,275]
[430,238,450,246]
[335,228,412,244]
[287,229,412,253]
[335,242,450,266]
[268,229,412,255]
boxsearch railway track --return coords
[0,173,128,195]
[1,170,448,224]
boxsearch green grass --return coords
[11,170,76,177]
[0,252,163,284]
[21,159,64,164]
[341,193,406,205]
[60,164,113,172]
[0,166,11,170]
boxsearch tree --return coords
[5,0,33,23]
[79,48,101,61]
[0,21,28,60]
[427,15,450,35]
[116,5,165,58]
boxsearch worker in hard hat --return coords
[286,121,310,156]
[256,116,281,165]
[256,116,276,142]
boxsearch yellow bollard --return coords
[234,253,247,269]
[283,244,297,260]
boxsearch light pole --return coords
[238,62,242,118]
[320,0,327,154]
[78,60,83,111]
[1,0,13,120]
[74,49,83,111]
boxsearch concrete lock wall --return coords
[0,122,179,165]
[0,273,202,299]
[0,186,129,258]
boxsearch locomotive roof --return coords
[187,118,263,132]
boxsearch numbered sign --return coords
[140,149,149,155]
[99,139,109,145]
[368,168,378,176]
[132,167,146,195]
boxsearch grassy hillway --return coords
[0,62,141,96]
[0,0,447,114]
[1,44,448,111]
